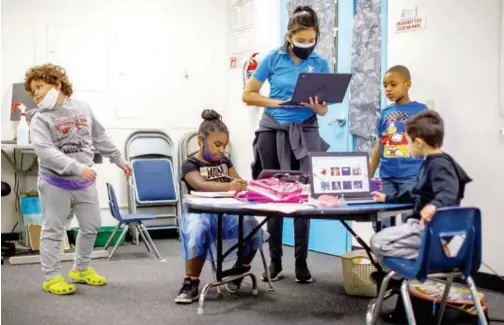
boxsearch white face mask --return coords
[37,87,60,110]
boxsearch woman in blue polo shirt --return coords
[242,5,330,284]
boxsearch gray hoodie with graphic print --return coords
[29,98,126,179]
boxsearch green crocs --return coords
[42,275,76,295]
[69,267,107,286]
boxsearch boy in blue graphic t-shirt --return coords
[370,65,427,215]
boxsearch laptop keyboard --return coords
[344,197,376,204]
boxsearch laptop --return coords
[280,72,352,106]
[308,152,376,204]
[257,169,310,184]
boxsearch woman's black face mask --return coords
[290,41,316,60]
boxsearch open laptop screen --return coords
[309,152,371,198]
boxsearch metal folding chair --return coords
[125,130,179,243]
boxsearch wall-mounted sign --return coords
[395,7,426,33]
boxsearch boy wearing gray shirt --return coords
[25,64,131,295]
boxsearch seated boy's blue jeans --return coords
[373,176,417,231]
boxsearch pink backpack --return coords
[236,177,309,203]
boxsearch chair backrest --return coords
[416,207,482,281]
[177,131,233,197]
[131,158,178,204]
[180,131,233,161]
[183,131,199,160]
[125,130,174,161]
[106,183,124,222]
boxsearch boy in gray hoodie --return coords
[25,64,131,295]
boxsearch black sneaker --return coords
[261,260,283,282]
[225,264,251,293]
[174,278,199,304]
[295,261,313,283]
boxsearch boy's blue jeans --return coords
[373,176,417,231]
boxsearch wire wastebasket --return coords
[341,250,378,297]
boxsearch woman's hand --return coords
[302,96,328,115]
[273,99,304,109]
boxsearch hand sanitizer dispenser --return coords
[15,103,30,145]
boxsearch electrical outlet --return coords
[425,100,435,110]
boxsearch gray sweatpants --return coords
[38,178,101,280]
[370,218,423,261]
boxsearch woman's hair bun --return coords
[292,5,316,17]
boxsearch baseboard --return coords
[2,228,179,245]
[2,231,75,244]
[148,228,179,240]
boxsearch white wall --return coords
[1,0,228,231]
[223,0,280,229]
[224,0,281,180]
[387,0,504,274]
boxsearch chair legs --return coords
[436,276,453,325]
[104,222,122,250]
[136,224,152,253]
[198,248,227,316]
[400,280,417,325]
[368,273,488,325]
[198,282,218,315]
[365,290,395,324]
[466,276,488,325]
[105,222,163,261]
[108,225,129,260]
[138,222,164,261]
[369,271,396,325]
[259,248,274,291]
[198,244,272,315]
[206,247,273,292]
[207,249,222,297]
[176,217,181,241]
[369,277,417,325]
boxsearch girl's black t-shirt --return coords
[181,156,233,193]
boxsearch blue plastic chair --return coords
[105,183,163,260]
[368,207,487,325]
